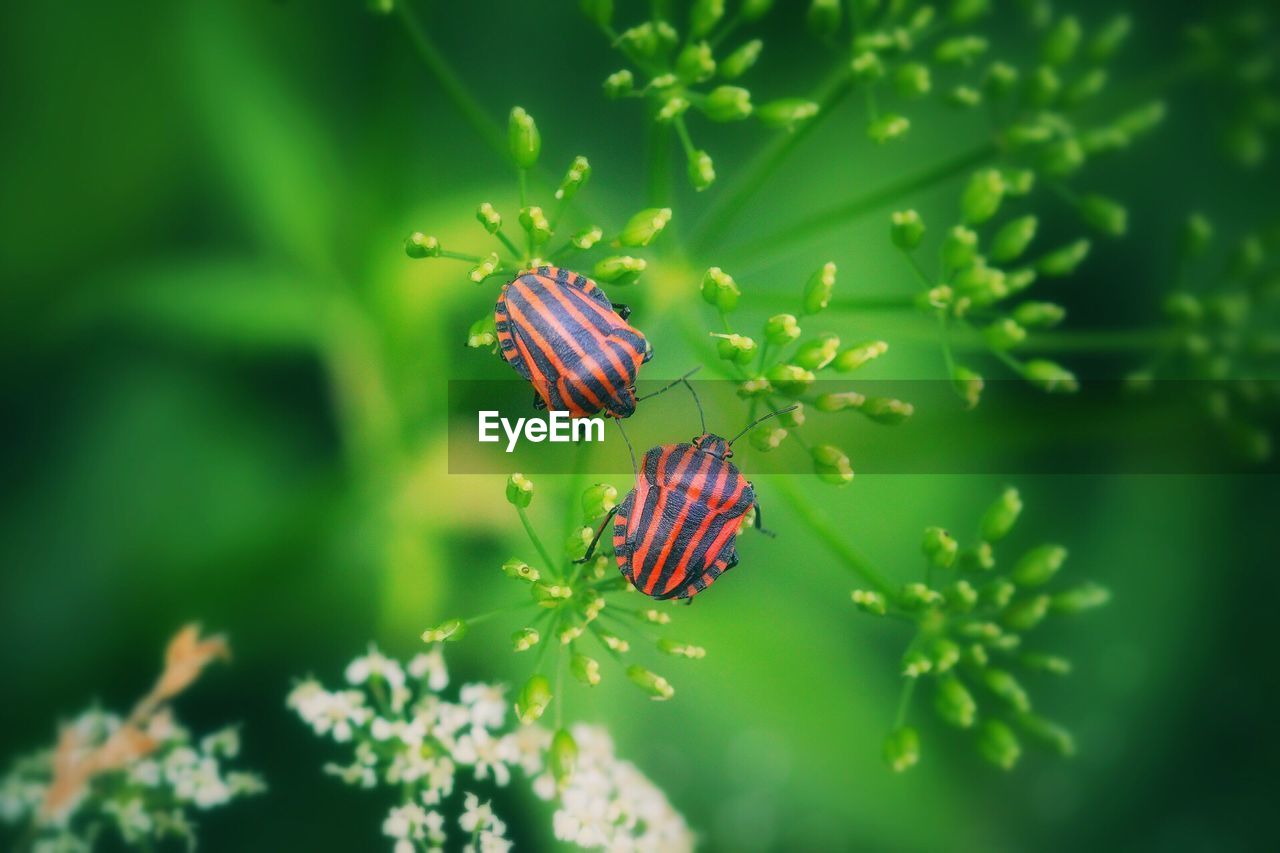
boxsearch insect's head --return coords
[692,433,732,459]
[612,386,638,418]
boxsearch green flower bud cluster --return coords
[581,1,817,189]
[696,261,908,484]
[422,477,707,724]
[854,488,1109,772]
[1129,213,1280,462]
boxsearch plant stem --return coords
[893,675,917,728]
[517,505,559,578]
[772,477,896,598]
[395,1,507,163]
[647,120,673,207]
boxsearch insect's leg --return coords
[750,498,777,538]
[574,506,619,564]
[611,302,632,320]
[532,392,547,411]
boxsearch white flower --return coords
[200,727,240,759]
[128,759,162,788]
[459,684,506,730]
[383,802,429,840]
[346,645,407,692]
[451,728,514,787]
[408,648,449,692]
[504,725,551,776]
[459,792,500,834]
[306,690,371,742]
[102,796,153,843]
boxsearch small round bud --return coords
[901,582,944,610]
[1012,544,1067,586]
[859,397,914,425]
[618,207,673,248]
[690,0,725,37]
[603,69,634,99]
[834,340,888,372]
[1020,652,1072,675]
[960,541,996,571]
[1023,360,1079,392]
[519,206,552,244]
[764,313,801,345]
[977,719,1021,770]
[902,649,933,677]
[923,527,958,569]
[627,665,674,700]
[564,526,592,562]
[475,203,502,234]
[981,578,1016,610]
[741,0,774,22]
[942,226,979,272]
[891,209,926,250]
[506,473,534,507]
[766,364,816,396]
[571,653,602,686]
[512,627,541,652]
[948,85,982,108]
[990,215,1038,262]
[778,403,805,428]
[981,668,1031,712]
[658,639,706,659]
[930,638,961,673]
[1088,14,1131,62]
[949,0,990,25]
[581,483,618,521]
[676,41,716,83]
[1028,65,1061,107]
[984,61,1019,96]
[806,0,842,38]
[802,262,837,315]
[952,365,984,409]
[701,267,740,312]
[532,582,574,607]
[549,728,578,789]
[980,487,1022,542]
[883,727,920,772]
[1050,581,1111,614]
[749,425,788,452]
[508,107,541,169]
[501,558,540,584]
[1037,240,1091,277]
[811,444,853,485]
[946,580,979,612]
[420,618,467,643]
[721,39,763,79]
[405,232,441,259]
[1042,15,1081,65]
[1012,301,1066,328]
[851,589,887,615]
[954,261,1009,307]
[793,334,841,370]
[703,86,753,121]
[984,318,1027,350]
[757,99,820,131]
[1018,713,1076,757]
[1079,194,1128,237]
[961,169,1006,225]
[895,62,931,99]
[850,51,884,83]
[935,35,989,65]
[571,225,604,250]
[515,674,553,724]
[1003,594,1051,631]
[868,113,910,143]
[1063,68,1108,106]
[713,333,757,364]
[555,156,591,202]
[468,252,501,284]
[814,391,865,413]
[655,97,691,125]
[593,255,646,285]
[935,677,977,728]
[467,314,497,349]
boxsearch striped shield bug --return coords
[495,265,652,418]
[579,390,795,601]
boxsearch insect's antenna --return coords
[613,417,639,479]
[634,366,703,402]
[728,405,799,446]
[681,378,707,435]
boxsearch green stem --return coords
[494,229,523,260]
[893,675,917,728]
[647,120,673,207]
[395,1,507,162]
[772,477,896,598]
[517,505,559,577]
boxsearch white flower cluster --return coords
[0,707,264,850]
[290,645,692,852]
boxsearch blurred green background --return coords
[1,1,1277,850]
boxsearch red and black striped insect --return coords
[495,265,652,418]
[579,395,794,601]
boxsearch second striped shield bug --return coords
[495,265,652,418]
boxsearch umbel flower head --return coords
[851,487,1110,772]
[289,645,692,852]
[0,625,264,849]
[582,0,819,189]
[402,105,674,348]
[418,474,707,724]
[697,261,911,485]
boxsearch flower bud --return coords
[367,0,393,14]
[803,262,837,315]
[1114,100,1166,141]
[421,618,467,644]
[737,377,772,398]
[618,207,672,248]
[811,444,853,485]
[501,558,540,584]
[555,156,591,202]
[989,215,1038,262]
[948,86,982,108]
[923,527,958,569]
[942,226,979,272]
[764,313,801,345]
[960,541,995,571]
[954,260,1009,306]
[593,255,646,284]
[713,333,757,364]
[1037,239,1090,277]
[571,225,604,251]
[1063,68,1107,106]
[508,107,541,169]
[984,318,1026,350]
[1017,713,1075,757]
[978,487,1022,542]
[883,727,919,772]
[793,334,841,370]
[741,0,774,22]
[581,483,618,521]
[571,654,602,686]
[935,35,989,65]
[931,638,961,673]
[831,340,888,372]
[700,266,740,312]
[690,0,725,37]
[579,0,613,26]
[1020,652,1072,675]
[757,98,820,131]
[1088,14,1131,62]
[1012,544,1067,586]
[946,579,978,612]
[749,425,788,452]
[850,51,884,83]
[519,206,552,245]
[467,313,497,348]
[1050,581,1111,613]
[512,627,541,652]
[1042,15,1081,65]
[1023,360,1079,392]
[891,210,926,250]
[767,364,816,396]
[564,526,592,562]
[674,42,715,84]
[468,252,501,284]
[981,668,1030,712]
[901,582,944,610]
[902,650,932,677]
[961,169,1006,225]
[965,642,990,667]
[814,392,864,413]
[777,403,805,428]
[949,0,990,24]
[548,727,578,789]
[858,397,914,425]
[1012,301,1065,329]
[1079,194,1127,237]
[806,0,842,38]
[683,147,716,190]
[868,113,910,143]
[1003,594,1051,631]
[515,674,553,724]
[978,719,1021,769]
[935,676,977,728]
[952,365,984,409]
[476,203,502,234]
[895,63,931,99]
[627,665,674,700]
[604,69,635,98]
[851,589,887,616]
[404,232,441,259]
[506,473,534,507]
[721,39,763,79]
[984,61,1019,96]
[617,22,670,60]
[658,639,707,659]
[532,582,573,607]
[703,86,753,121]
[1028,65,1061,106]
